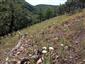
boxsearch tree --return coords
[56,4,66,15]
[0,0,32,36]
[9,0,15,33]
[38,8,44,22]
[45,8,53,19]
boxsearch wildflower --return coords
[8,34,11,36]
[49,47,54,50]
[6,57,9,61]
[29,54,32,57]
[64,46,68,49]
[42,50,47,54]
[60,44,64,47]
[42,47,47,50]
[64,58,68,61]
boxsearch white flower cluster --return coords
[49,47,54,50]
[6,57,9,61]
[42,50,47,54]
[42,46,54,54]
[60,44,64,47]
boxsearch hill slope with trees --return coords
[0,0,35,36]
[0,9,85,64]
[0,0,85,36]
[0,0,57,36]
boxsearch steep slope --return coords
[0,9,85,64]
[0,13,69,63]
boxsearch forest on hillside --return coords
[0,0,85,36]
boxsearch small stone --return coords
[54,37,58,40]
[8,34,11,36]
[69,56,73,59]
[17,61,21,64]
[20,46,24,50]
[79,62,83,64]
[16,52,20,56]
[75,41,79,44]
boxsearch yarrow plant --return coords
[49,47,54,51]
[42,50,47,54]
[42,47,47,50]
[41,46,54,64]
[60,44,64,47]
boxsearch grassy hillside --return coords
[0,15,69,49]
[0,9,85,63]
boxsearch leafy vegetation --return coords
[0,0,85,36]
[0,0,34,36]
